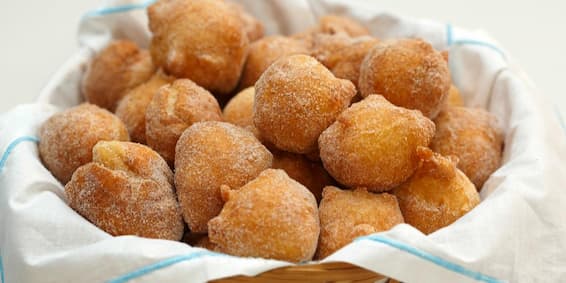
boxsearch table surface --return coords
[1,0,565,120]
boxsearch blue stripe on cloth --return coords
[445,23,506,60]
[107,250,223,283]
[0,136,39,173]
[355,235,503,283]
[446,23,454,46]
[555,107,566,135]
[0,255,4,283]
[82,0,156,19]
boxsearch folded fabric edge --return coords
[354,235,504,283]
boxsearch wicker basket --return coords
[212,262,387,282]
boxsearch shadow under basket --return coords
[211,262,392,282]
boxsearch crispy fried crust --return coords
[82,40,155,111]
[319,95,436,192]
[431,107,503,189]
[254,54,356,153]
[359,38,451,119]
[175,121,273,233]
[239,35,309,89]
[145,79,223,165]
[39,103,129,183]
[208,169,319,262]
[393,147,480,234]
[271,149,334,202]
[65,141,184,240]
[148,0,249,95]
[317,186,404,259]
[115,71,175,144]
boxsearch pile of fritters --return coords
[39,0,504,262]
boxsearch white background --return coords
[1,0,565,119]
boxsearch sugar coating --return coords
[308,33,352,65]
[431,107,503,190]
[148,0,249,95]
[239,35,309,89]
[82,40,155,111]
[271,149,334,202]
[319,95,436,192]
[324,36,380,90]
[145,79,222,165]
[222,87,261,138]
[316,186,404,259]
[359,38,451,119]
[316,15,370,37]
[174,121,273,233]
[38,103,129,184]
[293,14,369,47]
[392,147,480,234]
[115,71,175,144]
[65,141,184,240]
[254,54,356,154]
[208,169,319,263]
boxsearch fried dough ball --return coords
[226,1,264,42]
[239,36,309,89]
[294,15,369,41]
[183,233,219,251]
[359,38,451,119]
[175,121,273,232]
[392,147,480,234]
[254,55,356,154]
[194,236,219,251]
[82,40,155,111]
[39,103,129,184]
[145,79,222,165]
[431,107,503,189]
[115,71,175,144]
[222,87,260,137]
[446,85,464,106]
[308,33,354,66]
[319,95,436,192]
[317,186,404,259]
[272,150,334,202]
[208,169,319,262]
[317,15,370,37]
[148,0,249,95]
[324,36,380,89]
[65,141,184,240]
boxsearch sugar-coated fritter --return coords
[254,54,356,154]
[39,103,129,184]
[82,40,155,111]
[431,107,503,189]
[393,147,480,234]
[148,0,249,95]
[317,186,404,259]
[115,71,175,144]
[319,95,435,192]
[208,169,319,262]
[222,87,261,138]
[359,38,451,119]
[145,79,223,165]
[65,141,184,240]
[239,35,309,89]
[175,121,273,233]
